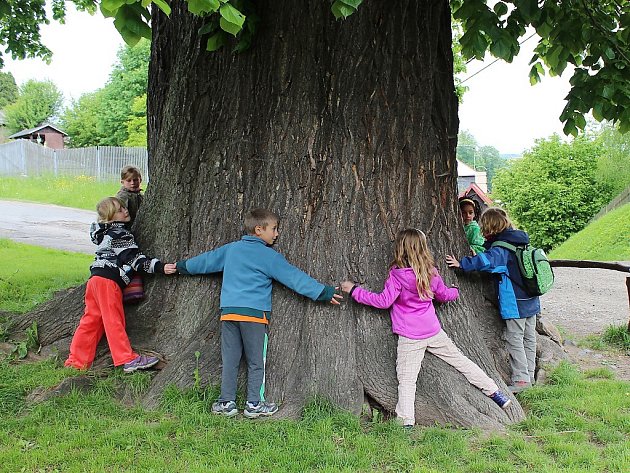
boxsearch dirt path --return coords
[541,265,630,380]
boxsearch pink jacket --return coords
[351,267,459,340]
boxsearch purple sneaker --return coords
[123,355,159,373]
[489,390,512,409]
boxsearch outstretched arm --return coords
[343,273,401,309]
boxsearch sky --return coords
[3,7,573,156]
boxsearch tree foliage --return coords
[61,90,107,147]
[2,1,627,133]
[61,40,149,147]
[456,130,506,190]
[124,94,147,147]
[594,122,630,196]
[0,70,18,108]
[452,0,630,135]
[4,79,63,133]
[492,135,615,250]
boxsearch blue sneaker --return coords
[243,401,278,419]
[211,400,238,417]
[489,390,512,409]
[123,355,159,373]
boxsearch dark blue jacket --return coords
[459,229,540,320]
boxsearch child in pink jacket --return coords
[341,228,511,427]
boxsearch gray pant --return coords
[505,315,537,384]
[219,321,268,403]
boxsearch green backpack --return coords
[490,241,554,296]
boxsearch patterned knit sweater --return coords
[89,222,164,288]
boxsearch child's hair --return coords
[391,228,435,299]
[96,197,126,223]
[244,208,280,234]
[458,197,481,221]
[479,207,513,236]
[121,165,142,180]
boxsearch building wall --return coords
[43,133,64,149]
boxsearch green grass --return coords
[0,175,121,210]
[549,203,630,261]
[0,360,628,472]
[0,239,91,314]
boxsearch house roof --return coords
[457,159,478,177]
[459,182,493,206]
[8,123,68,139]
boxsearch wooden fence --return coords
[0,140,148,182]
[591,186,630,222]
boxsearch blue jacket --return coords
[459,229,540,320]
[176,235,334,319]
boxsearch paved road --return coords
[0,200,95,254]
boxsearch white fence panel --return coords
[0,141,148,181]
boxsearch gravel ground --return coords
[541,264,630,381]
[541,265,629,338]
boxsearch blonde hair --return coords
[96,197,126,223]
[391,228,435,299]
[121,165,142,180]
[244,208,280,234]
[479,207,513,236]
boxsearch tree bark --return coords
[15,0,526,428]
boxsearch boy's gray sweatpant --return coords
[219,320,268,403]
[505,315,537,384]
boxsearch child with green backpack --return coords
[446,207,545,393]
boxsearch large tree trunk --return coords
[16,0,526,428]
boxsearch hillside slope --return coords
[549,203,630,261]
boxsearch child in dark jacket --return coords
[165,208,342,419]
[341,228,511,428]
[115,165,144,223]
[446,207,540,393]
[65,197,176,372]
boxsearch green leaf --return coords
[220,17,242,36]
[219,3,245,28]
[206,32,227,51]
[102,0,126,13]
[187,0,220,16]
[339,0,363,8]
[152,0,172,16]
[331,0,355,20]
[563,118,578,137]
[493,2,508,17]
[199,22,217,36]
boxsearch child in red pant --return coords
[65,197,176,372]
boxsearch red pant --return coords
[65,276,138,369]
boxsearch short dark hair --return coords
[121,165,142,180]
[244,208,280,234]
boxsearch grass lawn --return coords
[550,203,630,261]
[0,359,628,472]
[0,175,122,210]
[0,239,91,314]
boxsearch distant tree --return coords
[456,129,478,167]
[595,123,630,196]
[124,94,147,147]
[99,39,149,146]
[456,130,505,190]
[0,71,18,108]
[61,90,108,147]
[61,40,149,147]
[492,135,614,250]
[4,79,63,133]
